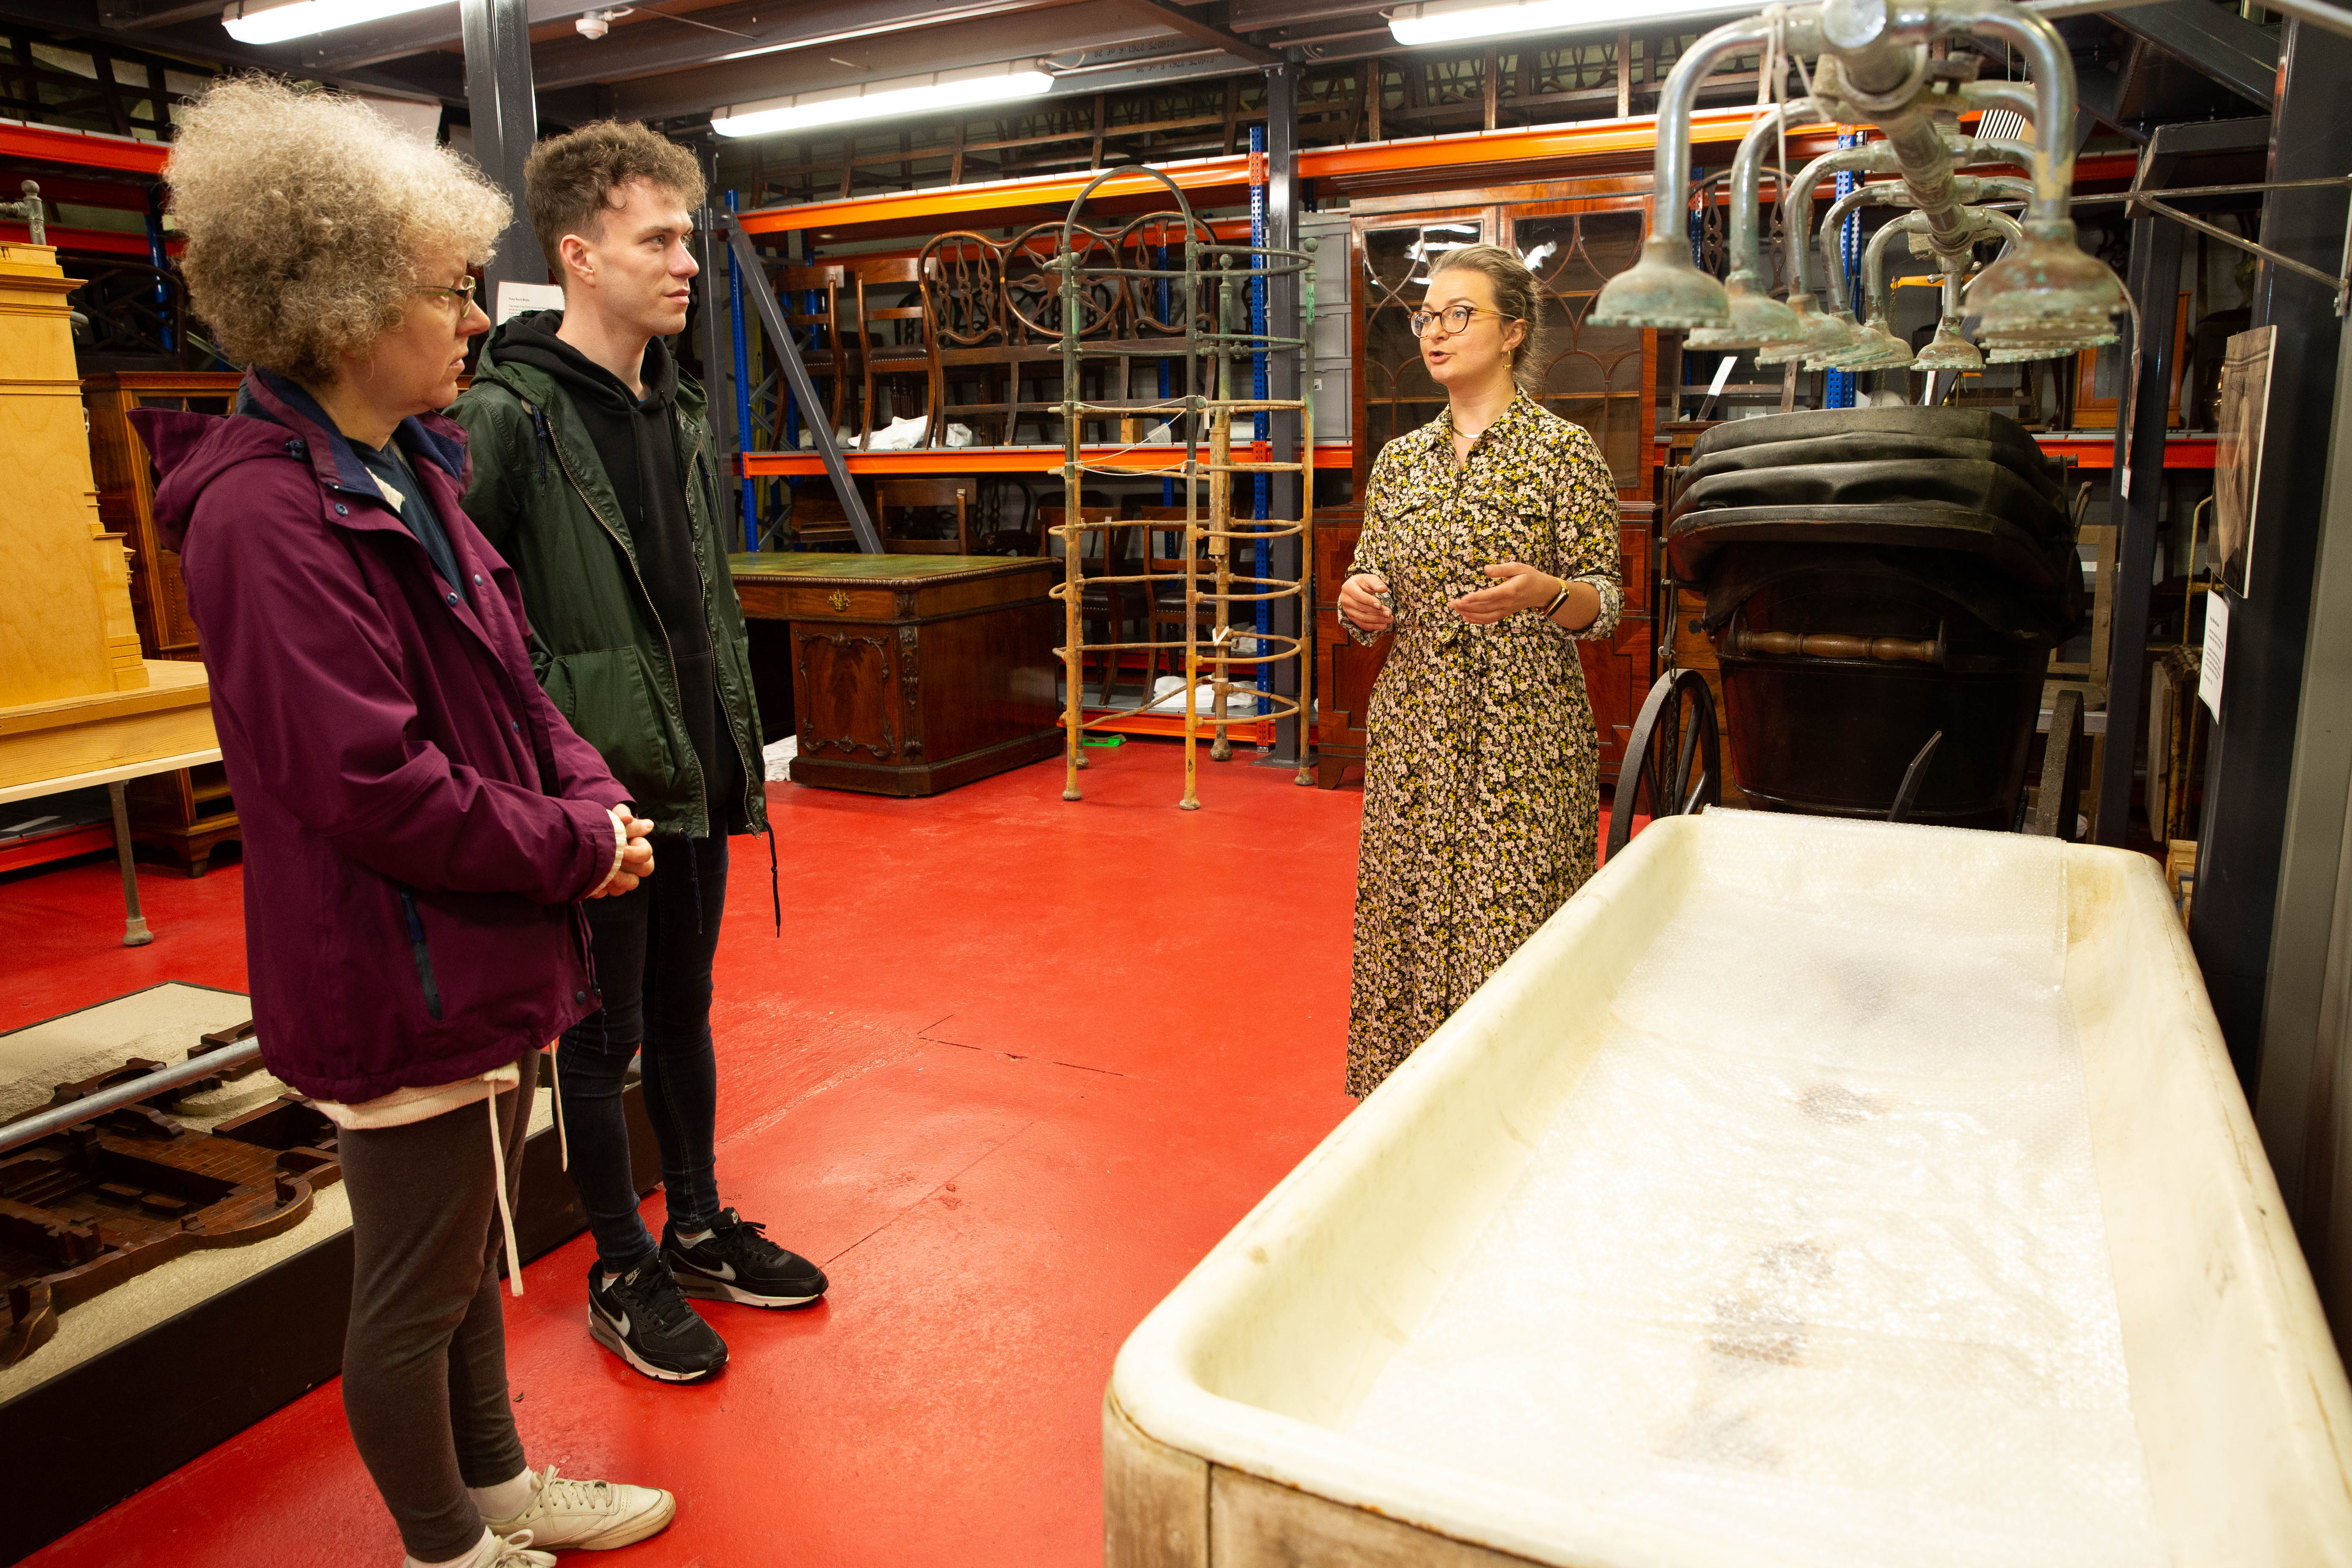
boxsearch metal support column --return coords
[2094,138,2188,847]
[458,0,541,309]
[695,201,743,555]
[723,190,757,549]
[1264,60,1305,768]
[2195,21,2352,1087]
[722,217,882,553]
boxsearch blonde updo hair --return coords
[167,76,510,385]
[1428,243,1549,392]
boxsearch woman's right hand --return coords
[588,809,656,898]
[1338,572,1393,633]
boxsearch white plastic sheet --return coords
[1346,814,2168,1567]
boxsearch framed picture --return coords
[2213,325,2276,598]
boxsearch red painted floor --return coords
[12,744,1369,1568]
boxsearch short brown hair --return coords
[524,120,706,274]
[1429,243,1550,392]
[168,76,508,384]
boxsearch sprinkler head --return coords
[1980,317,2119,362]
[1798,309,1875,370]
[1686,273,1806,350]
[1592,234,1731,330]
[1912,315,1983,372]
[1969,220,2127,337]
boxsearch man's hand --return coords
[1449,562,1560,626]
[588,808,657,898]
[1337,571,1394,632]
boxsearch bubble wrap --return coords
[1344,815,2168,1567]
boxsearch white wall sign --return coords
[495,282,566,324]
[2200,590,2230,719]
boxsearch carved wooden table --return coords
[729,553,1061,797]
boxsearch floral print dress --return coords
[1342,393,1623,1098]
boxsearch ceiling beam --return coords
[532,0,1083,91]
[603,6,1169,119]
[1101,0,1278,65]
[2105,0,2277,109]
[293,0,609,74]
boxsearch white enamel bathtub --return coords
[1105,811,2352,1568]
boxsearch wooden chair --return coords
[876,478,971,555]
[1108,213,1217,444]
[1002,224,1123,445]
[782,486,857,549]
[1038,505,1147,703]
[1129,503,1245,700]
[918,232,1016,448]
[768,263,852,445]
[851,257,934,450]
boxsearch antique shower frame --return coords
[1046,167,1317,809]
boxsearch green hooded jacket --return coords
[448,319,767,839]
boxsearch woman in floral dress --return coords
[1335,244,1623,1098]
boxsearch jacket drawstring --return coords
[548,1046,568,1172]
[489,1091,524,1298]
[766,823,781,938]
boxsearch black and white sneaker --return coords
[662,1209,829,1309]
[586,1255,729,1383]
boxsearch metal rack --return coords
[1042,167,1315,809]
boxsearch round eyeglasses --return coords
[1410,303,1516,338]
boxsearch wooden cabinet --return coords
[1311,506,1387,788]
[1335,182,1663,786]
[730,552,1061,797]
[82,371,242,874]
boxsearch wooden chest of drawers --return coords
[728,552,1061,797]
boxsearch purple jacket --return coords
[135,371,629,1104]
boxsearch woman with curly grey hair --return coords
[133,76,675,1568]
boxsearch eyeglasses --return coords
[1409,303,1516,338]
[412,277,479,317]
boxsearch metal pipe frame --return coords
[0,1040,264,1158]
[1599,0,2109,336]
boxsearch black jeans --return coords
[557,832,727,1271]
[339,1049,535,1562]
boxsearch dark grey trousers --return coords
[339,1048,537,1563]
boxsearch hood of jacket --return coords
[134,368,475,556]
[472,310,707,430]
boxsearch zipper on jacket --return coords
[678,423,765,828]
[531,392,711,834]
[396,885,445,1021]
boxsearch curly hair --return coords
[167,76,509,385]
[524,121,705,275]
[1429,243,1550,393]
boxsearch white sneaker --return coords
[469,1532,556,1567]
[480,1466,676,1553]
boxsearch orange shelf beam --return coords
[740,108,1849,239]
[0,118,168,176]
[740,442,1354,477]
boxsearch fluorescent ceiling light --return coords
[1389,0,1749,46]
[711,65,1053,139]
[222,0,443,44]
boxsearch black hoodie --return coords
[494,314,735,825]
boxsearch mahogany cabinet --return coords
[729,552,1061,797]
[82,371,242,874]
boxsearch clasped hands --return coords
[1337,562,1564,632]
[588,805,658,898]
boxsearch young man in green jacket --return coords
[450,122,825,1384]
